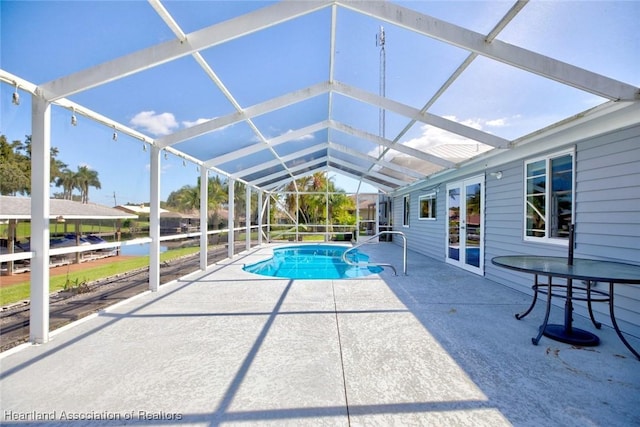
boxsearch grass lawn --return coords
[0,246,200,306]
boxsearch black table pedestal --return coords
[542,324,600,346]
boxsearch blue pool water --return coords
[243,245,383,279]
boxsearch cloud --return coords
[485,118,507,127]
[130,111,179,136]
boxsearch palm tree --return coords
[207,175,228,229]
[176,185,200,212]
[54,168,78,200]
[74,166,101,204]
[233,180,247,225]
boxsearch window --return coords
[419,193,437,220]
[524,149,574,243]
[403,195,410,227]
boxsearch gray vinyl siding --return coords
[394,123,640,338]
[393,190,446,261]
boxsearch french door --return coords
[446,176,484,274]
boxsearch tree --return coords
[0,135,30,195]
[208,175,228,228]
[54,168,78,200]
[282,172,355,228]
[0,162,30,196]
[74,165,101,204]
[0,134,68,196]
[176,185,200,213]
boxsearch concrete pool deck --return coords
[1,243,639,426]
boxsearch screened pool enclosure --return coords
[1,0,638,344]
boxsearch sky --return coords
[1,0,638,207]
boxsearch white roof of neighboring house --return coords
[114,205,169,215]
[0,196,138,220]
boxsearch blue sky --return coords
[1,1,638,206]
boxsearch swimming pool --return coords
[243,245,383,279]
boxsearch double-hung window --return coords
[419,193,437,220]
[524,149,575,243]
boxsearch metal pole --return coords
[228,179,235,258]
[149,146,161,292]
[200,167,208,270]
[30,95,51,344]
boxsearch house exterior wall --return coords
[393,123,640,338]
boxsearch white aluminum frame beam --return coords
[40,1,332,100]
[236,143,329,182]
[384,1,529,159]
[327,166,394,192]
[254,157,329,188]
[330,157,408,187]
[339,0,638,101]
[259,159,330,190]
[330,120,456,168]
[211,117,454,180]
[327,142,424,179]
[214,118,445,189]
[261,162,396,193]
[163,77,504,165]
[161,82,331,150]
[241,141,414,190]
[333,82,510,149]
[148,0,314,190]
[207,121,330,167]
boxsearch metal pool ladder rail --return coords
[342,231,407,276]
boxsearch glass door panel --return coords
[448,187,461,261]
[465,183,481,268]
[446,176,484,274]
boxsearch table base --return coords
[542,324,600,346]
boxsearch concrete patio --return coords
[1,243,639,426]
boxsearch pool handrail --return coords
[342,231,407,276]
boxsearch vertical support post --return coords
[7,219,17,275]
[246,185,251,251]
[257,191,263,245]
[325,184,329,242]
[295,193,299,242]
[149,146,161,292]
[266,194,271,243]
[355,194,360,241]
[375,193,380,237]
[200,167,208,270]
[30,95,51,344]
[228,178,235,259]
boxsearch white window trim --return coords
[403,194,410,228]
[523,147,575,246]
[418,192,437,220]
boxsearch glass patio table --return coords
[492,255,640,360]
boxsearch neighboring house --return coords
[117,204,200,234]
[392,120,640,337]
[159,211,200,235]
